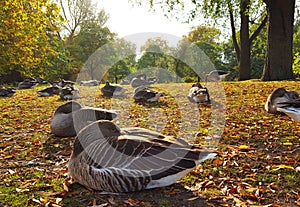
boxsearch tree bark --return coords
[261,0,295,81]
[238,0,251,80]
[228,6,240,62]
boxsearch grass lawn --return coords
[0,81,299,207]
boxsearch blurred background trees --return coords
[0,0,299,83]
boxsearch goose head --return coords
[51,101,117,137]
[205,70,228,82]
[265,88,299,114]
[0,87,16,97]
[72,120,122,157]
[187,86,210,103]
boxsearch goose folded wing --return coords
[278,98,300,108]
[73,108,117,132]
[79,133,215,179]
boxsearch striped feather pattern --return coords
[68,120,217,192]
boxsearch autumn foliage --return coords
[0,81,299,207]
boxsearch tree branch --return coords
[228,4,240,61]
[249,15,268,44]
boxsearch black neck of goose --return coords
[55,101,81,114]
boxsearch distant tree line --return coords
[0,0,299,84]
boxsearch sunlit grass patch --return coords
[0,81,299,206]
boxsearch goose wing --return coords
[70,122,216,192]
[73,108,117,133]
[278,98,300,108]
[134,89,156,101]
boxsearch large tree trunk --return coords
[261,0,295,81]
[238,0,251,80]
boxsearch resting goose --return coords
[0,86,16,97]
[120,79,130,85]
[130,74,157,88]
[59,85,81,100]
[133,86,162,103]
[18,79,38,89]
[56,79,75,87]
[101,81,127,98]
[79,80,100,86]
[68,120,217,192]
[37,86,61,96]
[277,99,300,123]
[187,82,210,104]
[265,87,299,114]
[50,101,117,137]
[130,77,150,88]
[205,70,228,83]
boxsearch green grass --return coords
[0,81,299,206]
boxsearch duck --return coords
[187,82,210,104]
[264,87,299,114]
[133,86,163,103]
[277,99,300,123]
[37,86,61,96]
[50,101,117,137]
[101,81,127,98]
[59,85,81,100]
[68,120,217,193]
[205,70,228,83]
[0,86,16,97]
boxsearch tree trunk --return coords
[238,0,251,81]
[261,0,295,81]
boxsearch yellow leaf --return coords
[239,145,250,149]
[272,164,294,171]
[283,142,293,146]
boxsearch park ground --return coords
[0,81,299,207]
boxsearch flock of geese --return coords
[1,70,299,193]
[51,71,226,192]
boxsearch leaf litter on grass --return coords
[0,82,299,207]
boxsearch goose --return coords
[36,77,49,84]
[57,79,75,87]
[133,86,163,103]
[264,88,299,114]
[79,80,100,86]
[101,81,127,98]
[147,77,158,84]
[18,79,38,89]
[37,86,61,96]
[120,79,130,85]
[205,70,228,83]
[50,101,117,137]
[0,86,16,97]
[130,77,151,88]
[68,120,217,192]
[59,85,81,100]
[187,82,210,104]
[277,99,300,123]
[130,74,156,88]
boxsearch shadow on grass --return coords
[62,182,208,207]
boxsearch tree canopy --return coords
[0,0,66,79]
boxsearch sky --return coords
[98,0,201,38]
